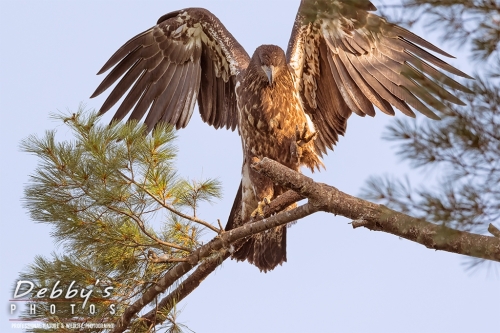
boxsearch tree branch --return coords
[106,205,192,253]
[252,157,500,262]
[140,249,231,329]
[112,156,500,332]
[111,199,316,333]
[488,223,500,238]
[119,171,221,234]
[138,188,305,330]
[147,252,190,263]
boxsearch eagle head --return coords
[251,45,287,86]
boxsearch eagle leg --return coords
[291,122,317,163]
[244,157,275,220]
[298,122,317,146]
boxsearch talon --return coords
[297,122,316,147]
[291,138,303,161]
[290,140,300,159]
[292,122,318,163]
[301,122,308,139]
[303,131,317,145]
[250,204,264,219]
[251,197,272,219]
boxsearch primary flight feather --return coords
[91,0,471,272]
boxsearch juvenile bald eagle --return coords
[91,0,471,272]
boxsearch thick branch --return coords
[252,158,500,262]
[111,201,317,333]
[263,189,304,214]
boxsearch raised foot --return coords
[290,122,317,161]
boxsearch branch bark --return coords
[141,250,231,329]
[111,196,315,333]
[488,223,500,238]
[252,157,500,262]
[138,187,305,329]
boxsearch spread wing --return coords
[91,8,250,132]
[287,0,473,155]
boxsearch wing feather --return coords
[371,47,462,106]
[381,37,472,78]
[128,61,176,122]
[99,60,146,116]
[96,30,154,75]
[331,53,375,116]
[170,62,195,126]
[379,19,454,57]
[358,54,418,114]
[157,65,188,125]
[198,46,215,124]
[91,48,142,98]
[327,55,365,116]
[368,49,446,115]
[344,36,366,55]
[307,38,351,154]
[143,64,179,130]
[287,0,472,153]
[337,50,395,116]
[345,52,414,116]
[91,8,250,132]
[179,60,202,128]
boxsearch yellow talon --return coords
[251,198,271,219]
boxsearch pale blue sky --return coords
[1,1,498,332]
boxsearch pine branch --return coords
[106,205,192,253]
[24,109,499,331]
[139,188,304,330]
[363,78,500,236]
[119,171,222,234]
[111,200,317,332]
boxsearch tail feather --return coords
[225,181,287,272]
[248,227,287,271]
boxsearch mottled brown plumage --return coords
[232,45,323,270]
[91,0,471,272]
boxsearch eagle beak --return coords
[262,65,276,86]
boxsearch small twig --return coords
[147,250,190,263]
[217,219,224,233]
[488,223,500,238]
[351,219,370,228]
[149,257,189,264]
[107,205,192,253]
[119,171,221,233]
